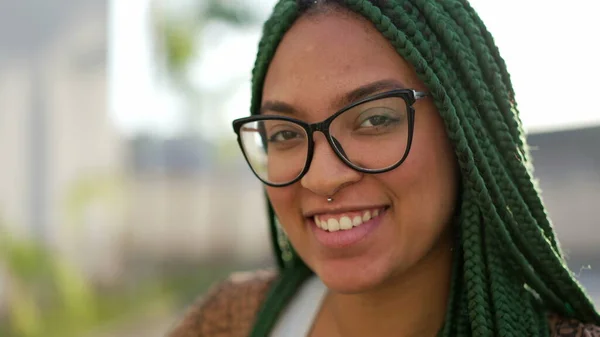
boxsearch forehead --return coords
[262,11,424,113]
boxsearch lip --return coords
[308,207,388,249]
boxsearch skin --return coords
[261,9,460,337]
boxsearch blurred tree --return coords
[152,0,260,136]
[154,0,259,77]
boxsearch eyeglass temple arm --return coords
[413,90,429,100]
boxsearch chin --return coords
[312,259,393,294]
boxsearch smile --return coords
[314,207,387,232]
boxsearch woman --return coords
[168,0,600,336]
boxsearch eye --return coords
[357,108,402,128]
[268,130,303,142]
[360,115,395,127]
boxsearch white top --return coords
[270,275,328,337]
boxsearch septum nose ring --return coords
[327,197,334,203]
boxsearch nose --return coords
[300,133,362,197]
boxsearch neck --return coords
[324,234,454,337]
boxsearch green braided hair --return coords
[247,0,600,336]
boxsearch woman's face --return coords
[262,10,459,293]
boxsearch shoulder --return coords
[167,269,279,337]
[549,314,600,337]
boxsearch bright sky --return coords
[108,0,600,138]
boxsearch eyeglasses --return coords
[232,89,429,187]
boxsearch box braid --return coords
[248,1,600,336]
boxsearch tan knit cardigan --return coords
[167,270,600,337]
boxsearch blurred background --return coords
[0,0,598,336]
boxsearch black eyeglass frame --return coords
[232,89,429,187]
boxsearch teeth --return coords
[327,218,340,232]
[314,208,383,232]
[339,216,352,230]
[362,211,371,222]
[319,216,328,230]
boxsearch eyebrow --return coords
[338,79,407,108]
[260,100,298,116]
[259,79,407,116]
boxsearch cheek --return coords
[266,186,313,261]
[411,109,457,190]
[387,112,459,230]
[266,186,301,228]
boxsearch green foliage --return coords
[0,165,247,336]
[0,220,240,336]
[0,227,95,336]
[150,0,263,139]
[156,18,197,76]
[154,0,259,77]
[0,173,124,336]
[203,1,259,26]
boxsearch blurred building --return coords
[528,126,600,255]
[124,135,271,266]
[0,0,126,284]
[528,126,600,301]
